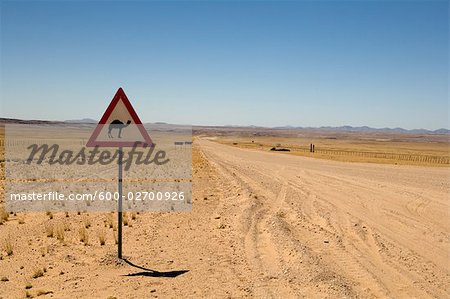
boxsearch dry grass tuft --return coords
[32,268,44,279]
[0,206,9,223]
[1,276,8,282]
[123,213,129,226]
[3,235,13,256]
[25,291,33,298]
[79,226,89,245]
[83,216,91,229]
[40,246,47,257]
[131,212,137,220]
[63,220,71,232]
[46,211,53,220]
[97,229,106,246]
[36,290,53,296]
[18,215,25,224]
[55,225,65,242]
[25,281,32,289]
[106,214,114,229]
[45,222,54,238]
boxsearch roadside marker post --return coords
[87,88,153,259]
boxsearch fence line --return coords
[311,148,450,164]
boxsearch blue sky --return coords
[1,0,448,129]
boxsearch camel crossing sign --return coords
[87,88,153,148]
[86,87,153,259]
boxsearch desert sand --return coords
[1,138,449,298]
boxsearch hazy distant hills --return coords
[0,118,448,134]
[272,125,450,134]
[64,118,97,124]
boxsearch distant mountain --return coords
[433,128,450,134]
[0,117,63,125]
[273,125,449,134]
[1,118,448,134]
[65,118,97,124]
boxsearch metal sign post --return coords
[118,147,123,259]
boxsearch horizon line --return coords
[0,117,449,132]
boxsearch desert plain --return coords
[0,125,449,298]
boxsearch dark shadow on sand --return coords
[122,258,189,278]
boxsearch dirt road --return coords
[196,139,450,298]
[1,139,448,298]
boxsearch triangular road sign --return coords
[86,88,153,147]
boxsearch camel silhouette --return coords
[108,120,131,138]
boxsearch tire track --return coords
[198,139,450,298]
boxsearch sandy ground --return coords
[1,139,449,298]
